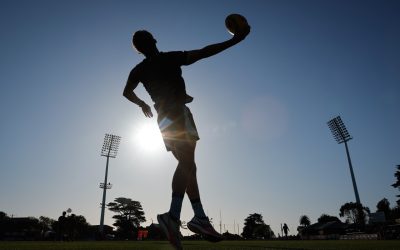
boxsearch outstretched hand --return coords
[233,25,251,42]
[140,103,153,118]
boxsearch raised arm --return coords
[123,72,153,118]
[185,26,250,65]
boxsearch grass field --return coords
[1,240,400,250]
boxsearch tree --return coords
[391,206,400,222]
[299,215,310,227]
[376,198,391,221]
[8,217,42,240]
[318,214,341,224]
[0,211,9,239]
[66,214,89,240]
[51,212,89,240]
[107,197,146,240]
[242,213,274,239]
[0,212,8,221]
[339,202,370,225]
[39,216,55,231]
[392,165,400,206]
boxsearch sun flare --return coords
[134,121,164,152]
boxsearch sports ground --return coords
[1,240,400,250]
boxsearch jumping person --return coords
[123,26,250,249]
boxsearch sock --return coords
[169,193,184,221]
[190,198,207,219]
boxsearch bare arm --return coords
[123,75,153,118]
[185,26,250,65]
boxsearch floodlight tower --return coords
[99,133,121,234]
[327,116,361,204]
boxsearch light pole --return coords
[99,133,121,234]
[327,116,361,204]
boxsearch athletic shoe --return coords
[187,216,223,242]
[157,212,182,250]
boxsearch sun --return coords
[133,121,164,152]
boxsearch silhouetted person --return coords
[67,214,76,241]
[283,223,289,238]
[57,211,67,241]
[123,25,250,249]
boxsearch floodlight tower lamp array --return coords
[99,133,121,235]
[327,116,361,205]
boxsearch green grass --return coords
[0,240,400,250]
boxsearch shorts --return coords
[155,104,200,151]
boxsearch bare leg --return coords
[171,141,200,199]
[185,162,200,200]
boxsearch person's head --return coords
[132,30,157,55]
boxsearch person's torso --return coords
[136,51,187,105]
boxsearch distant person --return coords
[57,211,67,241]
[67,213,76,241]
[123,25,250,249]
[283,223,289,238]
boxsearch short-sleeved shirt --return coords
[128,51,188,108]
[128,51,199,151]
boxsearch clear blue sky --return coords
[1,0,399,236]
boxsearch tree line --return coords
[299,198,400,227]
[0,210,90,240]
[1,165,400,240]
[297,165,400,238]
